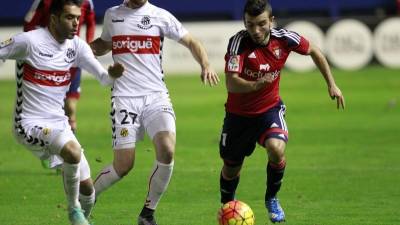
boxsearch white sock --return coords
[145,161,174,210]
[94,165,121,197]
[79,190,95,218]
[62,162,81,209]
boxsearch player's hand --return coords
[254,73,275,90]
[68,119,77,133]
[108,62,124,79]
[259,73,275,84]
[201,66,220,86]
[329,84,345,110]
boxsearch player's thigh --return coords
[219,113,258,164]
[146,113,176,145]
[111,96,144,150]
[143,93,176,140]
[258,102,289,146]
[14,120,80,160]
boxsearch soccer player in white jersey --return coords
[90,0,219,224]
[0,0,124,225]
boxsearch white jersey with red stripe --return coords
[0,28,113,122]
[101,2,188,96]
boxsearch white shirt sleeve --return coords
[100,9,112,42]
[0,33,30,61]
[162,11,188,41]
[76,39,114,86]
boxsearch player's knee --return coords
[265,138,286,161]
[80,178,94,196]
[154,132,175,164]
[222,164,242,179]
[60,141,82,164]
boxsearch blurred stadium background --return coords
[1,0,400,76]
[0,1,400,225]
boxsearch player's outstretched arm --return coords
[90,38,112,56]
[0,35,29,61]
[179,33,220,86]
[308,43,345,110]
[78,41,123,86]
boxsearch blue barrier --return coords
[0,0,394,24]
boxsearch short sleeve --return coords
[0,33,30,60]
[292,36,310,55]
[100,9,112,42]
[271,28,310,55]
[162,11,188,41]
[224,31,247,74]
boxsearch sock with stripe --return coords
[94,164,121,197]
[265,160,286,200]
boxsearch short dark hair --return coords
[244,0,272,17]
[50,0,82,16]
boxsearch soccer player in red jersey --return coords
[24,0,96,132]
[218,0,345,223]
[397,0,400,14]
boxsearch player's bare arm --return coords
[78,42,124,86]
[308,43,345,109]
[90,38,112,56]
[179,33,220,86]
[225,71,274,93]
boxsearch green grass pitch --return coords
[0,66,399,225]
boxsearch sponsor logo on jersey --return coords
[39,52,53,58]
[112,35,160,55]
[23,64,71,86]
[259,64,270,71]
[137,16,153,30]
[0,38,13,48]
[244,67,279,80]
[161,106,173,113]
[112,18,125,23]
[227,55,240,72]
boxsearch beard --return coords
[251,30,270,45]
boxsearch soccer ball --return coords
[217,200,255,225]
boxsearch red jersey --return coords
[397,0,400,14]
[224,28,310,116]
[23,0,96,42]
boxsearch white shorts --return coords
[111,92,176,150]
[14,119,91,181]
